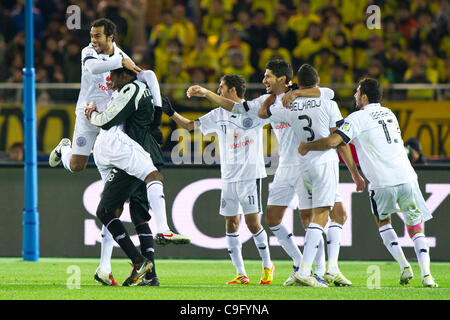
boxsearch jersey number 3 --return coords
[298,115,315,142]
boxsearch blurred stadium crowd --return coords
[0,0,449,106]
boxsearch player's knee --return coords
[300,215,311,230]
[144,170,164,184]
[96,205,112,225]
[331,212,347,225]
[265,214,280,227]
[407,222,423,238]
[70,161,87,172]
[225,218,239,233]
[246,221,262,234]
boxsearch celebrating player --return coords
[85,67,191,285]
[299,78,438,288]
[187,60,359,287]
[48,18,188,286]
[257,63,364,287]
[165,75,275,285]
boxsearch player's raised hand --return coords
[352,172,366,192]
[298,141,309,156]
[85,101,98,120]
[122,58,143,74]
[162,96,175,116]
[281,90,297,108]
[187,85,207,98]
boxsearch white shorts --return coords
[267,166,302,206]
[93,127,157,182]
[72,109,100,156]
[369,180,432,226]
[268,165,342,209]
[220,178,262,216]
[297,161,339,210]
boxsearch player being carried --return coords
[48,18,189,286]
[84,67,191,285]
[163,74,275,285]
[299,78,438,288]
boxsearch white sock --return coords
[252,228,272,269]
[226,232,246,275]
[146,181,170,233]
[299,223,324,277]
[313,234,325,277]
[379,224,410,270]
[61,145,73,173]
[99,225,114,274]
[412,233,431,278]
[269,223,302,267]
[327,222,343,273]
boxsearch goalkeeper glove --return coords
[162,96,175,117]
[85,101,98,120]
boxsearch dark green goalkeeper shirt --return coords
[90,79,164,166]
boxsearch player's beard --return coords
[352,98,361,113]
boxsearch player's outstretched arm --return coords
[281,87,321,108]
[186,85,235,111]
[298,133,343,155]
[162,96,195,131]
[121,58,143,74]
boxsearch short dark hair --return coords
[110,68,137,81]
[297,64,318,87]
[91,18,117,39]
[358,78,383,103]
[221,74,246,98]
[265,59,293,84]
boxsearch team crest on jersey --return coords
[242,118,253,128]
[76,136,87,147]
[85,49,95,57]
[341,121,351,132]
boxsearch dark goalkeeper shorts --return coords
[99,168,151,226]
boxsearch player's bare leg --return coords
[406,222,438,287]
[144,170,190,245]
[225,215,249,284]
[69,154,89,172]
[375,215,413,285]
[324,202,352,286]
[295,207,330,287]
[246,213,274,285]
[266,205,302,286]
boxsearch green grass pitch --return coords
[0,258,448,300]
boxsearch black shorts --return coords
[99,168,150,226]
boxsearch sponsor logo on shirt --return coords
[274,122,291,130]
[228,138,254,150]
[98,83,111,91]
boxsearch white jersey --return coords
[335,103,417,189]
[76,42,130,112]
[269,94,343,167]
[195,107,269,182]
[231,87,335,168]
